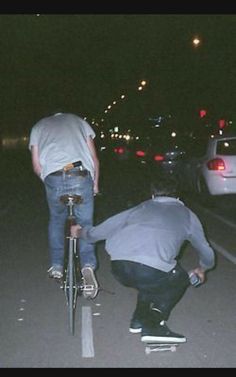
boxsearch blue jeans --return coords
[44,169,97,270]
[111,260,190,321]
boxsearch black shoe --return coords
[129,318,143,334]
[141,321,186,343]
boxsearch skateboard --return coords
[144,342,179,354]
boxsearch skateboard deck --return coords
[144,342,179,354]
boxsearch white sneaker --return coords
[81,266,99,299]
[48,266,63,279]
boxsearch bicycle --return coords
[60,193,83,335]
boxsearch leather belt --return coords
[49,169,88,177]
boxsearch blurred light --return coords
[114,147,125,154]
[193,37,201,47]
[154,154,164,162]
[136,150,146,157]
[199,109,207,118]
[218,119,226,129]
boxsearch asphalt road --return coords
[0,150,235,368]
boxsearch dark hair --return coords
[150,174,178,197]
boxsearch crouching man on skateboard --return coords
[71,175,215,344]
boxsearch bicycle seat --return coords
[60,194,83,205]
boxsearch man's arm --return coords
[87,136,100,195]
[188,211,215,281]
[71,206,134,242]
[30,145,42,178]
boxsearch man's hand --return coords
[191,266,206,284]
[70,224,82,238]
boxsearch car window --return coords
[217,139,236,155]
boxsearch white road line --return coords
[209,239,236,264]
[81,306,95,358]
[194,203,236,263]
[201,207,236,230]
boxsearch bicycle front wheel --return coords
[65,238,78,335]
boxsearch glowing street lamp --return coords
[192,37,201,47]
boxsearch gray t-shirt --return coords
[29,112,96,181]
[81,197,215,272]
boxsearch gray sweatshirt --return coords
[81,197,215,272]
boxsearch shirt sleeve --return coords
[188,210,215,271]
[81,207,134,243]
[82,120,96,139]
[28,124,40,150]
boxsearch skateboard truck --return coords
[145,343,178,354]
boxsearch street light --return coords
[192,36,201,48]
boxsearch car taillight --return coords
[154,154,164,162]
[114,147,125,154]
[136,150,146,157]
[207,158,225,170]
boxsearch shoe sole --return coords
[141,335,186,343]
[129,328,142,334]
[48,274,63,280]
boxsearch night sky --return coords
[0,14,235,136]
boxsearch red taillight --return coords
[136,150,146,157]
[114,147,125,154]
[154,154,164,162]
[207,158,225,170]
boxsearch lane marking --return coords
[81,306,95,358]
[201,207,236,230]
[193,203,236,263]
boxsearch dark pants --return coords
[111,260,190,323]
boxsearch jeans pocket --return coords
[168,264,189,285]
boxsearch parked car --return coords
[177,133,236,196]
[99,135,186,173]
[146,140,186,176]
